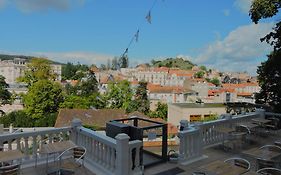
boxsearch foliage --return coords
[61,62,89,80]
[151,57,194,70]
[200,65,207,71]
[17,58,56,86]
[22,80,64,119]
[119,55,129,68]
[148,102,168,120]
[194,71,205,78]
[255,51,281,112]
[105,80,133,111]
[111,57,119,70]
[210,78,220,86]
[60,93,105,109]
[78,70,99,96]
[0,75,12,106]
[250,0,281,112]
[0,110,57,127]
[130,81,150,114]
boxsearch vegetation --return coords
[194,71,205,78]
[61,62,89,80]
[151,57,194,70]
[0,75,12,107]
[148,102,168,120]
[250,0,281,112]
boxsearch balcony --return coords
[0,109,280,175]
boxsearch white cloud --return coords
[0,0,84,12]
[33,51,114,65]
[234,0,253,14]
[185,23,273,75]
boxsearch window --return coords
[190,115,201,122]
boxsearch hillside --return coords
[0,54,33,60]
[152,57,195,70]
[0,54,62,65]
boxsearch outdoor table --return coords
[252,118,271,126]
[40,140,76,174]
[0,150,24,163]
[242,147,281,160]
[199,160,248,175]
[238,122,259,130]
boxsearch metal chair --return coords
[256,158,275,170]
[0,163,21,175]
[224,157,251,171]
[260,145,281,152]
[55,146,87,174]
[257,167,281,175]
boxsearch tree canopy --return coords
[250,0,281,112]
[0,75,12,106]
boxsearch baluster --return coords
[16,138,21,151]
[8,140,12,150]
[134,146,140,171]
[110,148,116,172]
[32,135,37,157]
[24,137,29,158]
[48,134,53,143]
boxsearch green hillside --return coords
[0,54,62,65]
[151,57,195,70]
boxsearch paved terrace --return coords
[0,109,280,175]
[145,130,281,175]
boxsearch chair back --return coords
[257,167,281,175]
[224,157,251,171]
[0,164,20,175]
[73,147,86,161]
[256,158,275,169]
[236,125,251,134]
[260,145,281,152]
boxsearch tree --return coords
[0,75,12,106]
[78,70,99,96]
[105,80,133,111]
[17,58,56,86]
[210,78,220,86]
[62,62,77,80]
[22,80,64,119]
[250,0,281,112]
[111,57,119,70]
[130,81,150,114]
[148,102,168,120]
[119,55,129,68]
[200,65,207,71]
[194,71,205,78]
[255,51,281,112]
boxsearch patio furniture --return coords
[256,167,281,175]
[260,145,281,153]
[0,150,24,164]
[39,140,76,173]
[265,118,280,130]
[224,157,251,171]
[274,141,281,147]
[236,124,258,144]
[0,163,21,175]
[213,126,236,150]
[199,160,249,175]
[256,158,275,169]
[55,146,86,175]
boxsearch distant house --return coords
[55,108,126,130]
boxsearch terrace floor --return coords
[17,130,281,175]
[144,130,281,175]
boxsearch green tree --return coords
[23,80,64,118]
[62,62,77,80]
[210,78,220,86]
[131,81,150,114]
[194,71,205,78]
[250,0,281,112]
[119,55,129,68]
[111,57,119,70]
[148,102,168,120]
[105,80,133,111]
[78,70,98,96]
[0,75,12,107]
[17,58,56,86]
[200,65,207,71]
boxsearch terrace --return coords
[0,109,280,175]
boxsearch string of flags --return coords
[120,0,164,59]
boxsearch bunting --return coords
[146,11,152,24]
[135,30,140,42]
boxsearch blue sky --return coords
[0,0,276,74]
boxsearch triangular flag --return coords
[146,11,152,24]
[135,30,140,42]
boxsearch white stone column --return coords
[71,118,82,144]
[115,133,130,175]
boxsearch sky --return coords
[0,0,277,75]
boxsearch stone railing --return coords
[178,109,266,164]
[73,125,143,175]
[0,126,71,159]
[0,119,143,175]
